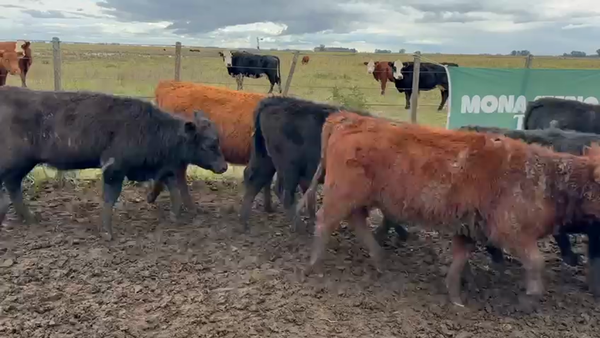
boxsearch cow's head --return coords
[391,60,404,80]
[0,51,21,76]
[182,110,228,174]
[366,60,376,74]
[218,50,233,67]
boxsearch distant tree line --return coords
[314,44,357,53]
[510,49,600,57]
[510,50,531,56]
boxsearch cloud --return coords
[97,0,366,36]
[0,0,598,55]
[22,10,69,19]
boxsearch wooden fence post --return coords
[409,51,421,123]
[525,54,533,68]
[282,51,299,96]
[52,37,66,186]
[174,42,182,81]
[52,37,62,91]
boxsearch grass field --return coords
[5,42,600,181]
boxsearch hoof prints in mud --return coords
[0,180,598,337]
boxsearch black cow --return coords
[389,60,458,111]
[524,97,600,132]
[218,50,282,94]
[458,124,600,297]
[0,87,228,240]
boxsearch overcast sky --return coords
[1,0,599,55]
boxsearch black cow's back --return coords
[524,97,600,133]
[0,87,185,173]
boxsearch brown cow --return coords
[364,60,394,95]
[0,40,28,87]
[150,80,277,212]
[301,55,310,65]
[300,111,600,307]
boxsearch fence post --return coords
[525,54,533,68]
[52,37,66,186]
[52,37,62,91]
[174,42,182,81]
[282,51,299,96]
[409,51,421,123]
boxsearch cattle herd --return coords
[2,41,600,312]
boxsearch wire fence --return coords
[30,37,548,120]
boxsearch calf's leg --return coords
[173,166,194,211]
[262,184,274,213]
[101,172,125,241]
[147,180,164,204]
[240,163,275,230]
[404,91,411,109]
[0,184,9,226]
[350,207,384,273]
[147,166,194,211]
[3,165,37,224]
[587,224,600,298]
[373,214,409,245]
[280,170,303,232]
[438,88,449,111]
[164,175,183,220]
[446,235,475,307]
[554,231,579,266]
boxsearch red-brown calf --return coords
[301,111,600,306]
[0,40,28,86]
[364,60,395,95]
[302,55,310,65]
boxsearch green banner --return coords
[445,67,600,130]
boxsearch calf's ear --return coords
[0,50,4,57]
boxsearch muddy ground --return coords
[0,179,598,338]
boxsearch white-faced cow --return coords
[218,50,282,94]
[390,60,458,111]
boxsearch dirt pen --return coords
[1,39,600,337]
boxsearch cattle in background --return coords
[151,80,278,214]
[18,41,33,87]
[390,60,458,111]
[0,40,28,86]
[363,60,395,95]
[218,50,282,94]
[459,124,600,297]
[299,111,600,306]
[189,49,201,52]
[524,97,600,133]
[0,87,227,240]
[302,55,310,65]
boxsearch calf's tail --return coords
[296,117,336,216]
[296,159,324,217]
[251,99,270,159]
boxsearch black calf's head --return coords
[181,110,228,174]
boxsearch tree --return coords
[399,48,406,54]
[318,44,325,52]
[596,48,600,56]
[569,51,587,57]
